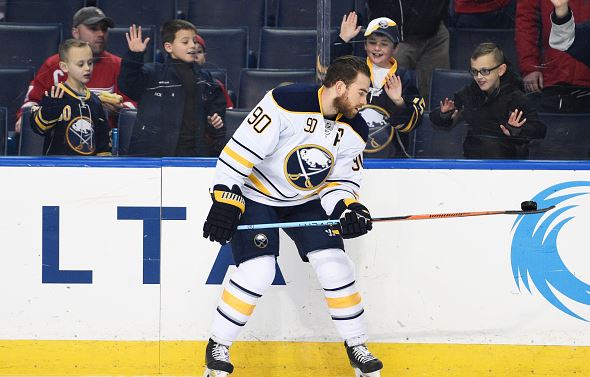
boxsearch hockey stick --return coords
[236,203,555,231]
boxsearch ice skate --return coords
[203,338,234,377]
[345,342,383,377]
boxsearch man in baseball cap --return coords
[72,6,114,56]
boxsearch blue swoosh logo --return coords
[511,181,590,321]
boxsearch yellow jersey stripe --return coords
[34,114,53,131]
[223,146,255,168]
[248,174,272,196]
[326,293,361,309]
[222,289,255,316]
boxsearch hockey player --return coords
[202,56,383,377]
[332,13,425,158]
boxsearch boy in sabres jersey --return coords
[202,56,384,377]
[31,39,111,156]
[332,14,425,157]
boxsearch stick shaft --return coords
[236,206,554,231]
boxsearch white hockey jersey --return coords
[213,83,368,216]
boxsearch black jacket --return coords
[367,0,449,41]
[430,70,546,159]
[118,51,226,157]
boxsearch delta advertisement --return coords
[0,159,589,347]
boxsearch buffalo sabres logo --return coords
[66,116,95,155]
[360,105,394,153]
[254,233,268,248]
[284,145,334,190]
[378,19,389,29]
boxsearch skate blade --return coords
[354,368,381,377]
[204,368,230,377]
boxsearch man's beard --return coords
[333,93,358,118]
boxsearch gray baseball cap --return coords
[73,7,114,28]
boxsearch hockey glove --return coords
[203,184,245,245]
[330,199,372,239]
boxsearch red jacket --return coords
[17,51,135,128]
[516,0,590,87]
[454,0,511,14]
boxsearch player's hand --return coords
[384,74,404,106]
[550,0,569,17]
[44,85,65,99]
[440,97,456,113]
[203,184,245,245]
[330,199,372,239]
[339,11,362,43]
[500,109,527,136]
[523,71,544,93]
[126,24,150,53]
[207,113,224,129]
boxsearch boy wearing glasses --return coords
[430,42,546,159]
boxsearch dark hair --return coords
[323,55,370,88]
[161,19,197,45]
[59,39,90,61]
[471,42,504,65]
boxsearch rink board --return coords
[0,157,590,376]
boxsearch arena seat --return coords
[428,68,472,110]
[0,67,35,132]
[530,113,590,160]
[18,107,45,156]
[258,28,337,69]
[117,109,137,156]
[0,107,7,156]
[187,0,266,64]
[95,0,176,29]
[107,26,156,62]
[4,0,85,33]
[414,112,466,159]
[237,69,316,108]
[196,28,249,93]
[223,108,251,145]
[448,28,519,74]
[204,68,228,89]
[0,23,62,70]
[275,0,356,27]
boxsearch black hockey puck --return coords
[521,201,538,211]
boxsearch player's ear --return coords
[71,27,79,39]
[335,80,347,95]
[59,60,69,73]
[498,63,507,77]
[163,42,173,54]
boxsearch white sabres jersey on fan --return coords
[213,83,368,216]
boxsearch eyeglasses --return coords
[468,63,503,77]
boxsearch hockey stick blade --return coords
[236,205,555,230]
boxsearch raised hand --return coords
[500,109,527,136]
[45,85,65,99]
[125,24,151,53]
[550,0,569,17]
[440,98,455,113]
[384,74,404,106]
[339,11,362,43]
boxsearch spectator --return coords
[430,43,546,159]
[452,0,515,29]
[549,0,590,68]
[331,13,425,158]
[193,34,234,109]
[367,0,450,104]
[16,6,134,132]
[30,39,111,156]
[516,0,590,112]
[118,21,227,157]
